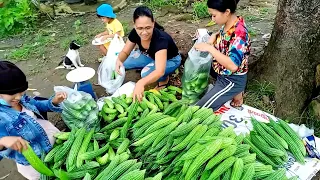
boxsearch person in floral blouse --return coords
[195,0,251,111]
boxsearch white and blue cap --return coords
[97,4,116,18]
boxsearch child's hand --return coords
[101,35,109,41]
[95,33,102,38]
[0,136,28,153]
[52,92,67,105]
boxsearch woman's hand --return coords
[133,80,145,102]
[0,136,28,153]
[115,59,124,75]
[194,42,214,52]
[52,92,67,105]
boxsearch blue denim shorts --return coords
[123,50,182,82]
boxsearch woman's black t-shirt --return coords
[128,28,179,60]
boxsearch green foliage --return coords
[245,15,260,22]
[73,20,82,31]
[145,0,182,9]
[60,34,88,50]
[259,7,270,16]
[145,0,209,19]
[244,80,275,114]
[192,1,210,19]
[7,33,55,61]
[248,27,258,37]
[247,80,275,98]
[0,0,38,37]
[60,19,89,50]
[122,22,130,36]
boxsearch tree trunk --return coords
[254,0,320,123]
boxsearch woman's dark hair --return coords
[133,6,164,31]
[207,0,240,13]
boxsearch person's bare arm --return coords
[195,43,238,72]
[138,49,167,86]
[132,49,167,101]
[115,40,136,75]
[209,47,238,72]
[96,31,109,38]
[118,40,136,62]
[103,31,122,39]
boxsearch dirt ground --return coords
[2,0,319,179]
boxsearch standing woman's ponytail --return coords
[133,6,165,31]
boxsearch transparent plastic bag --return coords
[54,86,100,130]
[98,34,126,94]
[97,81,136,111]
[182,33,212,104]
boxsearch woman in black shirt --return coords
[115,6,181,101]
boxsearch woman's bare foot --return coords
[230,92,244,107]
[155,77,169,90]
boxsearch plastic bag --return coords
[289,123,314,138]
[182,33,212,104]
[98,34,126,94]
[96,81,136,110]
[54,86,100,130]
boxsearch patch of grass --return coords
[145,0,210,20]
[238,6,275,22]
[122,22,130,36]
[7,46,32,61]
[60,34,89,50]
[60,38,70,51]
[7,33,55,61]
[146,0,182,10]
[60,19,90,50]
[87,27,104,37]
[244,15,260,22]
[73,19,82,31]
[248,27,258,37]
[244,80,275,114]
[298,100,320,136]
[72,34,88,45]
[192,1,210,19]
[259,7,269,16]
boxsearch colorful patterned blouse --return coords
[213,16,251,75]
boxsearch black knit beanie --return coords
[0,61,28,95]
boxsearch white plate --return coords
[92,37,112,45]
[66,67,96,83]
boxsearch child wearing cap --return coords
[0,61,67,179]
[95,3,125,61]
